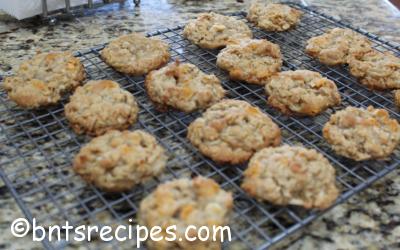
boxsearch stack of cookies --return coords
[2,1,400,249]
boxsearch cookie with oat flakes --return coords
[247,2,302,32]
[216,39,282,85]
[145,61,225,112]
[73,130,167,192]
[65,80,138,136]
[183,12,252,49]
[242,145,339,210]
[138,176,233,250]
[187,99,281,164]
[101,33,170,75]
[323,106,400,161]
[3,51,85,108]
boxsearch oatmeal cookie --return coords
[323,106,400,161]
[101,33,170,75]
[145,61,225,112]
[394,90,400,108]
[348,49,400,90]
[183,12,252,49]
[3,52,85,108]
[73,130,167,192]
[306,28,371,66]
[247,2,302,32]
[242,145,339,209]
[138,176,233,250]
[265,70,341,116]
[187,99,281,164]
[216,39,282,85]
[65,80,138,136]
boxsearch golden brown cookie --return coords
[187,99,281,164]
[348,49,400,90]
[265,70,341,116]
[323,106,400,161]
[73,130,167,192]
[216,39,282,85]
[138,176,233,250]
[101,33,170,75]
[65,80,138,136]
[3,52,85,108]
[145,61,225,112]
[183,12,252,49]
[305,28,371,66]
[247,2,302,32]
[394,90,400,108]
[242,145,339,210]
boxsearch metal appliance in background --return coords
[40,0,140,24]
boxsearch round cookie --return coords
[145,61,225,112]
[265,70,341,116]
[247,2,302,32]
[394,90,400,108]
[65,80,138,136]
[3,52,85,108]
[348,49,400,90]
[138,176,233,250]
[242,145,339,209]
[216,39,282,85]
[183,12,252,49]
[73,130,167,192]
[187,99,281,164]
[101,33,170,75]
[305,28,371,66]
[323,106,400,161]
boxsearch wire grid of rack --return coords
[1,3,400,250]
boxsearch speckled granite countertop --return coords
[0,1,399,249]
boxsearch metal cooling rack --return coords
[1,3,400,250]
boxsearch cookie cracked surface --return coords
[73,130,167,192]
[65,80,138,136]
[265,70,341,116]
[187,99,281,164]
[247,2,302,32]
[323,106,400,161]
[348,49,400,90]
[101,33,170,75]
[183,12,252,49]
[138,176,233,250]
[242,145,339,209]
[145,61,225,112]
[217,39,282,85]
[306,28,371,66]
[3,52,85,108]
